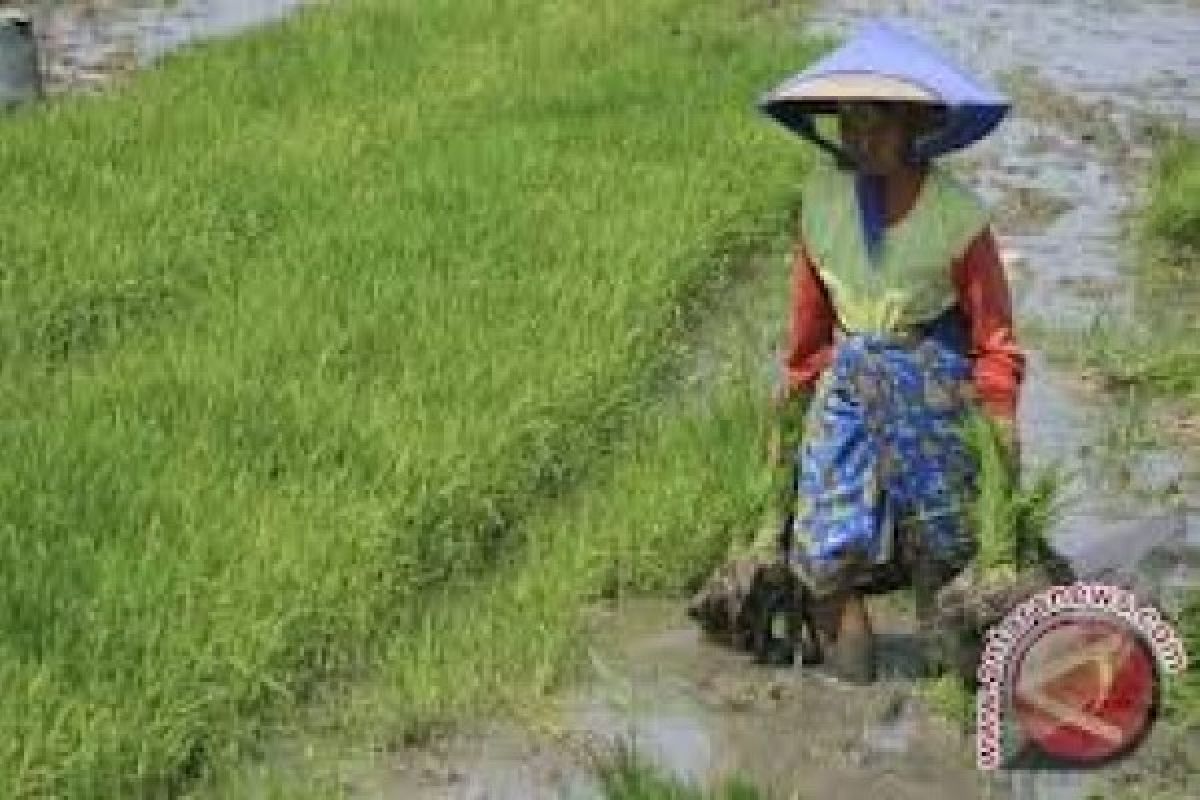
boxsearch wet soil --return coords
[13,0,316,95]
[365,596,994,800]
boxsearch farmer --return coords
[759,19,1025,684]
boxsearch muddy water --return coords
[363,598,988,800]
[347,3,1200,799]
[20,0,317,94]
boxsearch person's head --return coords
[836,101,944,175]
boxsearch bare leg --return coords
[839,591,871,637]
[813,590,845,652]
[827,589,876,684]
[910,527,950,678]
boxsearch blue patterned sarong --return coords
[790,332,979,597]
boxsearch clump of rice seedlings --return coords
[1162,589,1200,729]
[919,672,975,729]
[961,413,1066,586]
[588,737,767,800]
[1143,135,1200,255]
[1075,314,1200,398]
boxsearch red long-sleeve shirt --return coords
[783,228,1025,419]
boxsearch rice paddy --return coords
[1043,130,1200,740]
[5,0,1199,796]
[0,0,818,795]
[1139,134,1200,732]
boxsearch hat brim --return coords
[766,72,942,114]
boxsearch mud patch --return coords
[22,0,317,95]
[350,594,1200,800]
[362,597,990,800]
[992,184,1074,234]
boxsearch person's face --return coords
[837,103,911,175]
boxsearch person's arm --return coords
[951,227,1025,421]
[952,227,1025,473]
[766,239,835,469]
[781,239,836,401]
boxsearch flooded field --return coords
[362,597,983,800]
[18,0,316,93]
[348,2,1200,799]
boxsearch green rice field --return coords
[0,0,819,795]
[17,1,1199,796]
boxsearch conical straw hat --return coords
[760,18,1010,161]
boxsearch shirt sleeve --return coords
[952,228,1026,420]
[783,238,836,396]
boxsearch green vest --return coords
[799,162,990,333]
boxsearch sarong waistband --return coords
[831,305,969,355]
[832,326,925,347]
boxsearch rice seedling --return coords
[1077,319,1200,399]
[588,737,767,800]
[1158,587,1200,730]
[1142,135,1200,256]
[918,672,975,729]
[962,412,1066,585]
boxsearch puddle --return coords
[369,598,989,800]
[19,0,318,94]
[360,593,1199,799]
